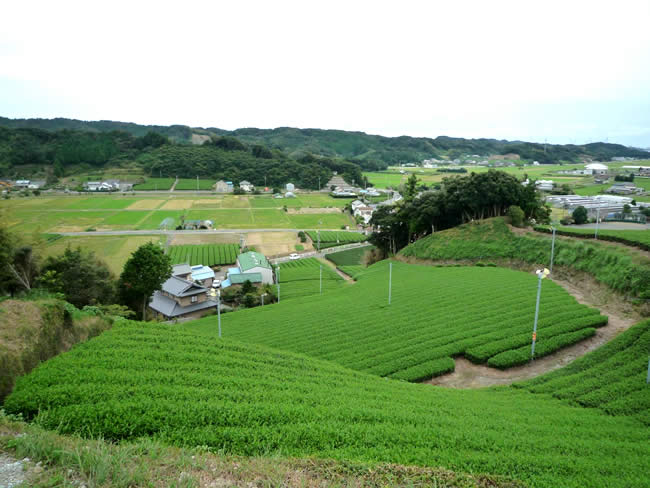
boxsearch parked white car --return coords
[289,253,300,260]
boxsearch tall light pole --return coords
[550,226,556,274]
[388,261,393,305]
[531,268,550,360]
[277,264,281,303]
[208,285,222,338]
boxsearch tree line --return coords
[369,170,551,254]
[0,127,366,190]
[0,224,170,319]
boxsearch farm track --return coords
[426,276,639,389]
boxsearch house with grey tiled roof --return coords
[148,266,217,320]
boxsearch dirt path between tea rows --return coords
[425,277,640,389]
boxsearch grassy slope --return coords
[0,299,111,402]
[5,320,649,488]
[400,218,650,298]
[184,262,605,379]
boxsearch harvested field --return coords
[247,231,308,256]
[127,199,165,210]
[160,200,194,210]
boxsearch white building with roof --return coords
[584,163,609,175]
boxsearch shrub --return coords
[572,206,588,225]
[507,205,525,227]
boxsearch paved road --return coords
[58,228,365,236]
[270,242,373,264]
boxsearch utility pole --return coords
[550,226,556,274]
[318,176,321,192]
[531,268,550,359]
[217,288,221,338]
[388,261,392,305]
[595,206,600,240]
[277,265,281,303]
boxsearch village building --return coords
[584,163,609,176]
[286,182,295,192]
[606,182,642,195]
[215,180,234,192]
[621,165,650,177]
[239,180,254,192]
[236,251,274,284]
[149,265,217,320]
[220,251,274,289]
[182,219,213,230]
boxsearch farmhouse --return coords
[621,165,650,177]
[215,180,234,192]
[606,182,642,195]
[236,251,274,284]
[584,163,609,176]
[149,265,217,320]
[84,181,115,191]
[239,180,254,192]
[182,219,213,230]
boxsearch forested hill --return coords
[0,126,365,189]
[1,116,648,166]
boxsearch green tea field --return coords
[6,319,649,487]
[275,258,345,300]
[535,225,650,251]
[168,244,240,266]
[185,262,607,380]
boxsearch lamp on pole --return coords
[531,268,550,360]
[550,225,556,274]
[277,264,281,303]
[208,284,222,338]
[261,292,267,307]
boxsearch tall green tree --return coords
[118,242,172,319]
[40,247,115,308]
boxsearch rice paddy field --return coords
[0,194,356,232]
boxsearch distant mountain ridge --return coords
[1,116,648,166]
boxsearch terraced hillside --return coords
[400,218,650,298]
[5,320,649,488]
[517,319,650,425]
[184,262,607,380]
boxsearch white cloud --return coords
[1,0,650,145]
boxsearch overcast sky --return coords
[2,0,650,147]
